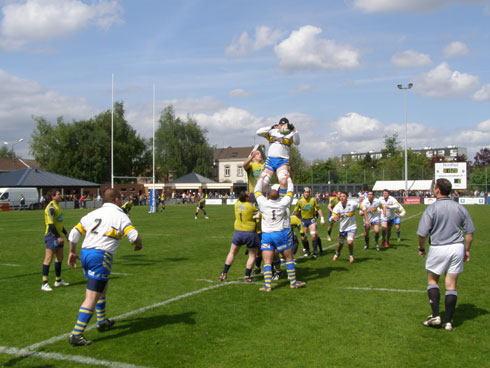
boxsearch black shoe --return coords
[69,334,92,346]
[311,253,318,260]
[252,268,261,275]
[96,318,115,332]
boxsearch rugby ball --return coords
[280,125,291,135]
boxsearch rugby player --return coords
[218,191,260,283]
[41,189,69,291]
[327,192,341,241]
[293,187,325,259]
[256,117,299,199]
[195,194,208,219]
[67,189,142,346]
[394,204,406,241]
[330,191,360,264]
[417,179,474,331]
[254,176,305,291]
[359,190,382,251]
[379,189,402,248]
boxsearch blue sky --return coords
[1,0,489,162]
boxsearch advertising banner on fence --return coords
[404,197,421,204]
[424,198,437,205]
[458,197,485,205]
[206,199,223,205]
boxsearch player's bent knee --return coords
[277,169,289,180]
[263,172,272,185]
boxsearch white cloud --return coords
[353,0,486,13]
[0,0,123,51]
[443,41,469,58]
[477,119,490,131]
[226,25,283,57]
[330,112,383,139]
[274,25,361,72]
[413,62,480,98]
[391,50,432,67]
[471,84,490,101]
[290,84,313,95]
[228,88,256,98]
[0,68,95,157]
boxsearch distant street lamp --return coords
[4,138,24,159]
[397,83,413,196]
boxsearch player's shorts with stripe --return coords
[81,248,113,281]
[44,233,64,249]
[394,217,401,225]
[301,218,316,228]
[261,228,292,252]
[364,218,381,227]
[426,243,465,275]
[382,218,395,225]
[264,157,289,172]
[232,230,259,249]
[339,230,356,239]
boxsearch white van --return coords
[0,187,39,210]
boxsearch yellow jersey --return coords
[294,197,319,220]
[246,161,264,192]
[44,200,64,236]
[329,196,340,212]
[290,215,304,234]
[234,200,258,232]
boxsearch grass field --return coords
[0,203,489,368]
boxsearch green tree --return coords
[0,145,13,158]
[289,145,310,183]
[30,102,149,183]
[381,133,400,159]
[155,106,214,179]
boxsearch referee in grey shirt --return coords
[417,178,475,331]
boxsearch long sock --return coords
[263,264,272,289]
[302,239,310,252]
[222,264,231,274]
[54,261,62,282]
[42,264,50,284]
[312,239,318,254]
[444,291,458,323]
[374,233,379,245]
[273,259,281,272]
[279,188,287,198]
[317,237,323,252]
[427,285,440,317]
[245,268,252,277]
[286,260,297,286]
[96,297,106,324]
[397,231,401,238]
[364,236,370,247]
[72,307,94,336]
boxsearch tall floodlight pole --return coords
[397,83,413,196]
[152,84,156,213]
[111,73,114,188]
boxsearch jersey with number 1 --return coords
[70,203,136,255]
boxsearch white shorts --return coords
[426,243,465,275]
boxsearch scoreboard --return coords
[434,162,467,190]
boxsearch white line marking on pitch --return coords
[0,346,149,368]
[341,287,425,293]
[0,263,20,267]
[25,281,239,351]
[111,272,132,276]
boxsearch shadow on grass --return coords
[2,354,55,368]
[452,303,489,327]
[117,254,172,266]
[94,311,196,343]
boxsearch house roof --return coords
[0,157,41,172]
[170,172,217,184]
[0,168,99,187]
[213,146,255,161]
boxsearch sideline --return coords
[341,287,425,293]
[0,346,150,368]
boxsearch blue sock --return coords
[72,307,94,336]
[279,188,287,198]
[263,264,272,289]
[96,297,106,324]
[286,261,297,286]
[42,264,49,284]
